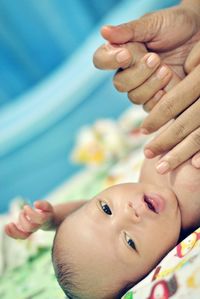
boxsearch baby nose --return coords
[126,201,141,223]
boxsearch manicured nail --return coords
[156,161,170,174]
[140,128,149,135]
[144,148,155,158]
[157,66,169,79]
[116,49,130,63]
[146,54,160,68]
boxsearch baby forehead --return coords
[58,204,118,249]
[59,203,102,237]
[100,182,138,194]
[57,210,119,262]
[57,204,95,239]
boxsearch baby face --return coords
[58,183,181,298]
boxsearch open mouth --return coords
[144,195,158,214]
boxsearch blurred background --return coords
[0,0,179,213]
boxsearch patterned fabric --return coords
[123,229,200,299]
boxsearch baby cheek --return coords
[175,178,200,193]
[170,161,200,193]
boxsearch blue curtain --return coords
[0,0,121,107]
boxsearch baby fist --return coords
[5,200,54,240]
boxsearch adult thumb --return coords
[101,15,158,44]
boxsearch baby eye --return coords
[99,201,112,215]
[124,232,136,251]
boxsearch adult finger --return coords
[113,52,161,92]
[155,126,200,174]
[141,65,200,134]
[143,69,181,112]
[93,42,147,70]
[127,65,172,104]
[143,90,165,112]
[184,40,200,74]
[192,151,200,168]
[144,99,200,158]
[101,8,199,50]
[100,13,160,44]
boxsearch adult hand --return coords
[184,40,200,168]
[141,39,200,173]
[141,62,200,174]
[184,39,200,73]
[99,4,200,80]
[94,3,200,110]
[93,2,200,173]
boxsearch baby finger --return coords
[18,210,39,233]
[5,223,31,240]
[33,200,53,213]
[24,205,48,225]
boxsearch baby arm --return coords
[5,199,86,240]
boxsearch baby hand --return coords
[4,200,54,240]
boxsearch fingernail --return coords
[156,161,170,174]
[116,49,130,63]
[35,208,45,214]
[25,214,31,221]
[15,222,26,232]
[144,148,155,158]
[153,90,165,102]
[157,66,169,79]
[103,25,114,29]
[146,54,160,68]
[192,153,200,168]
[140,128,149,135]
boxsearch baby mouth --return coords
[144,193,165,214]
[144,195,158,214]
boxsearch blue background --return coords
[0,0,178,212]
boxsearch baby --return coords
[5,46,200,299]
